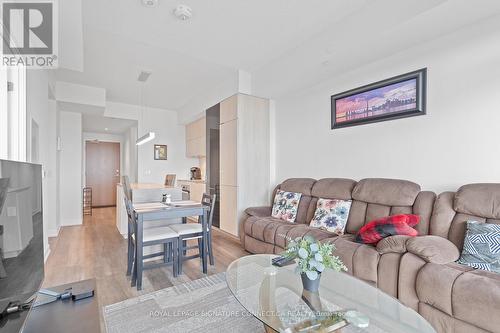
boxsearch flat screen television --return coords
[0,159,44,332]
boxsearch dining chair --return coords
[0,178,10,279]
[124,195,180,289]
[169,193,216,274]
[164,174,176,186]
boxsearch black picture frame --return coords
[331,68,426,129]
[154,144,167,160]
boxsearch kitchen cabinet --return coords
[219,119,237,187]
[218,94,270,237]
[186,117,206,157]
[219,185,238,236]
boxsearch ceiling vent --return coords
[137,70,152,82]
[173,4,192,20]
[141,0,158,8]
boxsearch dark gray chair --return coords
[170,193,216,274]
[0,178,10,279]
[122,180,180,290]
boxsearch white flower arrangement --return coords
[282,235,347,280]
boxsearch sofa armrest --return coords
[376,235,412,254]
[245,206,272,218]
[406,235,460,264]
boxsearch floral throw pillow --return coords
[271,190,302,223]
[309,198,352,234]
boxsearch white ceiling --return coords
[82,114,137,134]
[56,0,500,111]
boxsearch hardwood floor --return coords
[43,207,249,326]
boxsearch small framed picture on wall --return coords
[154,144,167,160]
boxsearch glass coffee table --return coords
[226,255,436,333]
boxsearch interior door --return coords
[85,141,120,207]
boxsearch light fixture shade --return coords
[136,132,155,146]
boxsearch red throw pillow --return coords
[355,214,420,244]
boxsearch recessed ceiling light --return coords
[141,0,158,8]
[173,4,192,20]
[105,127,109,131]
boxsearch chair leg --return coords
[197,238,203,262]
[126,236,133,276]
[208,232,214,266]
[173,239,178,277]
[131,251,137,287]
[177,237,183,275]
[163,243,168,264]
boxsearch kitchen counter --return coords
[177,179,206,184]
[130,183,179,189]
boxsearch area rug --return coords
[103,273,265,333]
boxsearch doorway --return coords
[85,141,120,207]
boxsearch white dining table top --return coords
[132,200,201,212]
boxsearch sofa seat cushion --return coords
[322,236,380,284]
[244,216,292,244]
[452,268,500,332]
[418,262,500,333]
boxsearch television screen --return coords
[0,160,44,332]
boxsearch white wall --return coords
[25,70,51,258]
[59,111,83,225]
[273,19,500,193]
[123,126,138,182]
[138,108,197,183]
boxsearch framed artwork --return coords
[154,144,167,160]
[331,68,426,129]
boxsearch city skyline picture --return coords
[331,69,426,128]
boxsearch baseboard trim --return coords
[47,226,61,238]
[44,248,51,262]
[61,218,83,226]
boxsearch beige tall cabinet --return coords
[219,94,270,237]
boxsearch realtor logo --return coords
[1,0,58,68]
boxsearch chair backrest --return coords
[123,194,136,237]
[122,175,132,201]
[0,178,9,216]
[201,193,216,229]
[164,174,176,186]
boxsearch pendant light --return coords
[136,70,155,146]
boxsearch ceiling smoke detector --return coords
[141,0,158,8]
[173,4,192,20]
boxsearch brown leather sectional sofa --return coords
[241,178,500,333]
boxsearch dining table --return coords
[131,200,209,290]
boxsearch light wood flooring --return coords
[43,207,249,326]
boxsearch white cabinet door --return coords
[220,95,238,124]
[219,185,238,236]
[220,119,237,186]
[190,183,206,202]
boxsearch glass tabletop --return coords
[226,254,436,333]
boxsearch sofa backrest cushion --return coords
[345,178,434,235]
[430,184,500,250]
[454,184,500,219]
[352,178,421,206]
[278,178,316,224]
